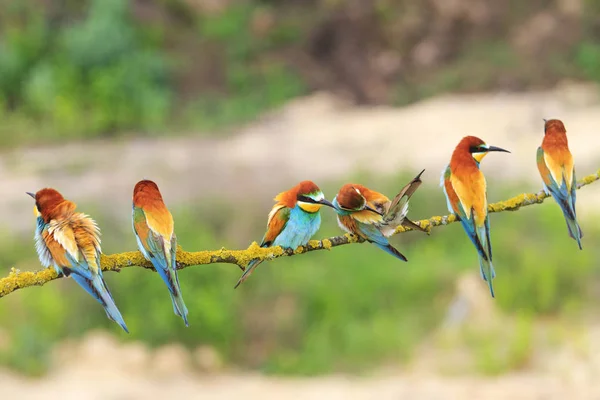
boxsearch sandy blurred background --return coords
[1,0,600,398]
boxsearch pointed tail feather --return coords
[477,256,496,298]
[546,180,583,249]
[374,242,408,262]
[169,292,189,327]
[153,261,189,326]
[167,268,189,326]
[234,259,263,288]
[563,212,583,250]
[71,273,129,333]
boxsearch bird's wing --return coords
[387,169,424,215]
[71,214,102,274]
[536,146,553,188]
[42,227,72,268]
[261,205,290,247]
[45,214,102,277]
[537,147,576,219]
[442,167,468,218]
[352,209,384,224]
[133,206,172,270]
[384,169,424,226]
[47,220,79,262]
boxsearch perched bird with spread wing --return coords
[234,180,334,288]
[537,119,583,249]
[28,188,128,332]
[441,136,510,298]
[132,180,189,326]
[331,170,426,261]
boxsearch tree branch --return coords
[1,169,598,299]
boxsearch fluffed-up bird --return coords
[234,180,334,288]
[537,119,583,249]
[331,170,426,262]
[441,136,510,298]
[132,180,189,326]
[27,188,128,332]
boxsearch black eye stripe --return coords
[297,195,315,203]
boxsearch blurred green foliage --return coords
[577,42,600,83]
[0,0,172,143]
[181,3,305,131]
[2,0,598,145]
[0,177,597,376]
[0,0,305,145]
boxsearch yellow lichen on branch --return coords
[1,169,599,299]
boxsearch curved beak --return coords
[317,199,335,208]
[365,205,383,216]
[487,145,510,154]
[26,192,36,199]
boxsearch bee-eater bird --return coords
[331,170,426,262]
[537,119,583,249]
[132,180,189,326]
[441,136,510,298]
[27,188,128,332]
[234,180,335,288]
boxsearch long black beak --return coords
[487,145,510,154]
[26,192,35,199]
[365,205,384,216]
[317,199,335,208]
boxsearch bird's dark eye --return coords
[469,145,484,153]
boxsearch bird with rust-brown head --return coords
[27,188,128,332]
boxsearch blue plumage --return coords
[235,203,323,288]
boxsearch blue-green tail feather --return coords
[563,210,583,250]
[478,256,495,298]
[374,242,408,262]
[71,272,129,333]
[151,259,189,326]
[235,258,263,288]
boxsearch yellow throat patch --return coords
[298,203,322,213]
[472,152,488,163]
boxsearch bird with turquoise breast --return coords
[537,119,583,249]
[441,136,510,298]
[234,180,334,288]
[27,188,129,332]
[132,180,189,326]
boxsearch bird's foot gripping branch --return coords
[1,169,599,300]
